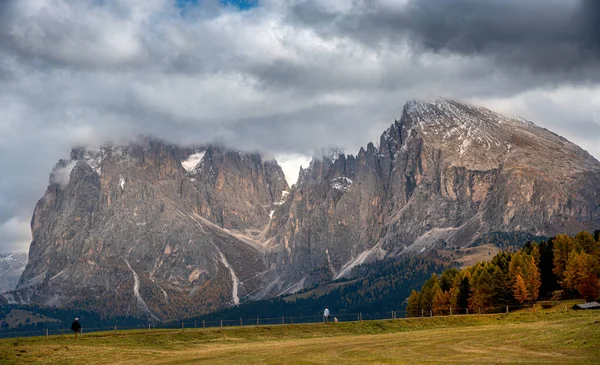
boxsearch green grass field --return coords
[1,311,599,364]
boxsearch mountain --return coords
[0,253,27,293]
[6,141,288,320]
[264,100,600,293]
[5,100,600,320]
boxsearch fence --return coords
[0,303,568,339]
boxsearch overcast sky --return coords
[1,0,599,253]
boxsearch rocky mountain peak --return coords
[6,101,600,320]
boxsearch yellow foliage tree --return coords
[513,273,529,304]
[563,251,600,301]
[553,234,574,282]
[527,255,541,302]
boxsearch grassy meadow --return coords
[0,310,598,364]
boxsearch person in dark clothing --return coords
[71,318,81,339]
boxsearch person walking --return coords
[71,317,82,339]
[323,306,330,324]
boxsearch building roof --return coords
[572,302,600,310]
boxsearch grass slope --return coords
[1,311,599,364]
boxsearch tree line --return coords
[406,231,600,316]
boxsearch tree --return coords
[513,273,529,304]
[432,290,451,315]
[440,268,459,292]
[538,240,559,296]
[420,274,441,310]
[574,231,597,255]
[526,256,541,302]
[470,268,493,311]
[457,275,471,313]
[490,266,510,305]
[563,251,600,301]
[553,234,574,282]
[406,290,422,317]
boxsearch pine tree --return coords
[440,268,459,292]
[470,268,493,311]
[539,240,559,296]
[490,266,510,305]
[457,275,470,313]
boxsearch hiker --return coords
[324,306,330,324]
[71,317,82,339]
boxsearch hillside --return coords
[1,311,598,364]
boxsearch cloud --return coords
[0,0,599,252]
[0,218,31,254]
[288,0,600,79]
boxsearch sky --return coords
[0,0,599,253]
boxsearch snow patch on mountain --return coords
[335,242,386,280]
[82,149,106,174]
[331,177,353,191]
[216,251,240,305]
[124,259,158,320]
[181,151,206,172]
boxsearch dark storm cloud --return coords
[289,0,600,77]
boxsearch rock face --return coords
[264,100,600,293]
[10,140,288,320]
[0,253,27,293]
[8,100,600,319]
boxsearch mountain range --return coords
[4,100,600,320]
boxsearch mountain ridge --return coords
[4,100,600,320]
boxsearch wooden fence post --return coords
[240,318,243,326]
[282,316,284,325]
[506,305,509,314]
[421,308,424,317]
[360,312,362,321]
[478,307,481,315]
[203,320,205,329]
[449,307,452,316]
[194,320,197,329]
[114,325,117,336]
[430,310,433,317]
[220,319,223,328]
[182,321,184,332]
[256,317,259,326]
[148,323,151,334]
[46,328,49,339]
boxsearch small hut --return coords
[572,302,600,310]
